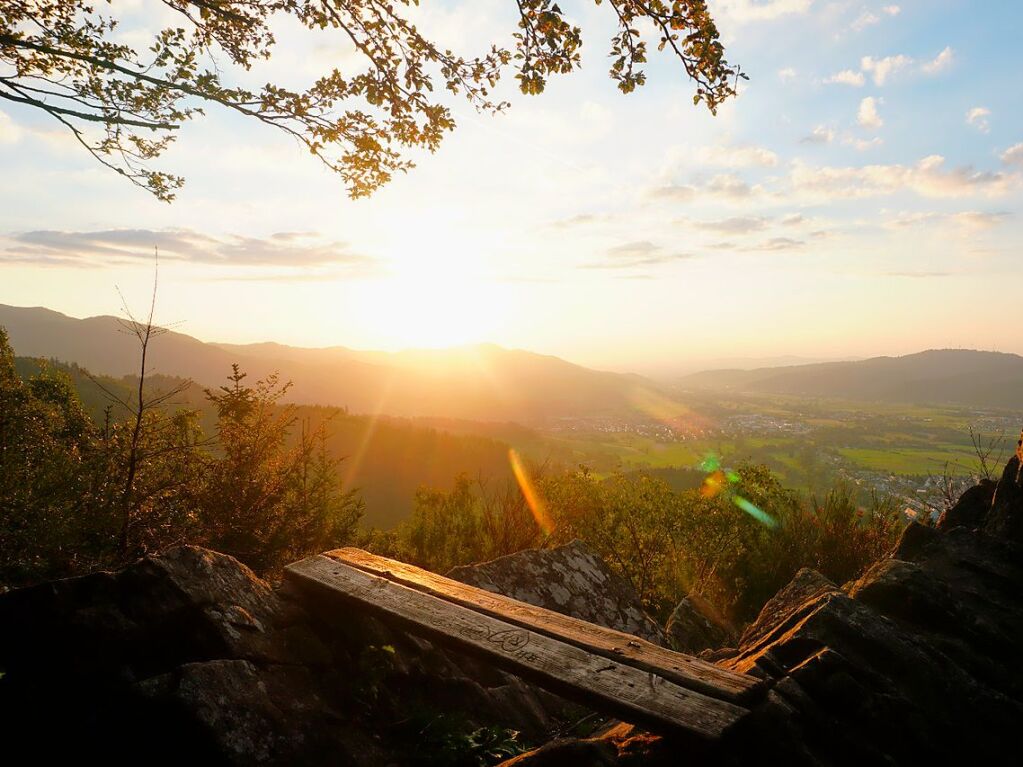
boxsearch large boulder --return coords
[936,477,995,530]
[985,444,1023,543]
[449,540,665,645]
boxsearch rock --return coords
[737,567,840,649]
[449,540,665,645]
[664,594,735,653]
[986,450,1023,543]
[0,546,576,765]
[936,478,995,530]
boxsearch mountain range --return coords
[0,303,650,421]
[679,350,1023,410]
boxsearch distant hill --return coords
[0,303,654,422]
[679,350,1023,409]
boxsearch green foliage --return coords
[382,470,549,574]
[0,334,362,587]
[0,1,738,200]
[389,459,905,623]
[198,366,364,573]
[392,713,524,767]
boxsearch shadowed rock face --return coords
[0,546,578,765]
[449,540,665,646]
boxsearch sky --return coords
[1,0,1021,374]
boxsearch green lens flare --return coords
[734,496,777,528]
[699,453,721,472]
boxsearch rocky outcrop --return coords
[4,453,1022,767]
[0,546,577,765]
[505,462,1023,767]
[664,594,736,654]
[986,449,1023,542]
[450,540,665,645]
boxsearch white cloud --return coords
[966,107,991,133]
[790,155,1015,201]
[845,136,884,151]
[825,69,866,87]
[648,184,697,202]
[1,228,380,271]
[717,0,815,23]
[0,111,22,144]
[852,11,880,31]
[885,210,1010,231]
[801,125,835,145]
[857,97,884,129]
[696,143,779,168]
[1001,143,1023,168]
[706,174,759,199]
[778,67,797,81]
[921,46,955,74]
[692,216,769,234]
[861,54,912,85]
[852,4,901,29]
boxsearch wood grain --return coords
[322,547,762,705]
[286,554,752,741]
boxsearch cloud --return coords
[825,69,865,87]
[706,174,759,199]
[748,237,805,251]
[649,174,761,204]
[692,216,769,234]
[0,110,22,144]
[857,97,884,129]
[778,67,797,81]
[548,213,609,229]
[966,107,991,133]
[921,46,954,74]
[790,155,1015,200]
[781,214,805,226]
[886,271,951,278]
[1001,143,1023,168]
[582,241,691,270]
[851,11,880,31]
[861,54,912,85]
[885,210,1011,231]
[852,5,900,30]
[801,125,835,145]
[695,144,779,168]
[717,0,814,23]
[648,184,697,202]
[1,228,380,272]
[844,135,884,151]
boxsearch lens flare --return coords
[698,452,778,529]
[700,469,726,499]
[629,386,714,434]
[733,496,778,529]
[509,448,554,536]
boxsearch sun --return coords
[353,254,507,350]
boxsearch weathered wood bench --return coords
[285,548,765,743]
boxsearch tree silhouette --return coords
[0,1,742,201]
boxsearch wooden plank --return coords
[321,547,762,705]
[286,554,750,742]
